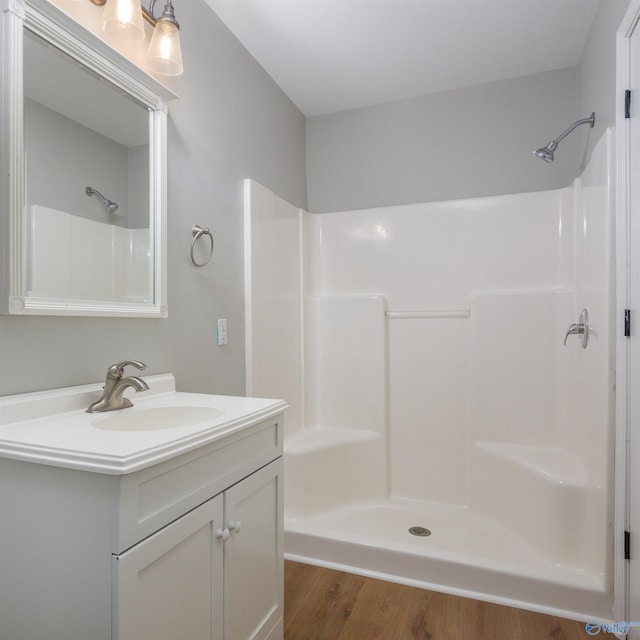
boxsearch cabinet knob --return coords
[215,527,230,541]
[228,520,242,534]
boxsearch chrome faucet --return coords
[86,361,149,413]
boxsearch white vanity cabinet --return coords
[0,386,286,640]
[115,493,225,640]
[114,458,284,640]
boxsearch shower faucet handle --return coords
[563,309,589,348]
[563,323,584,346]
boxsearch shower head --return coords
[85,186,119,215]
[533,112,595,163]
[534,142,557,163]
[105,201,119,215]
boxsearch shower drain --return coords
[408,526,432,537]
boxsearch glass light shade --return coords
[101,0,145,43]
[146,20,183,76]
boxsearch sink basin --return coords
[93,405,225,432]
[0,374,288,474]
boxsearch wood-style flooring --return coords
[284,560,613,640]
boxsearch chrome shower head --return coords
[106,201,119,215]
[533,112,595,163]
[534,143,557,163]
[85,186,119,215]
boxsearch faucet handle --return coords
[563,322,584,346]
[563,309,590,348]
[107,360,147,380]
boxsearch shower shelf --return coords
[284,426,380,455]
[386,310,470,319]
[474,441,588,486]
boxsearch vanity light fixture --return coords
[88,0,184,76]
[100,0,145,43]
[144,1,183,76]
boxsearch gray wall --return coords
[578,0,631,158]
[0,0,307,396]
[25,99,138,227]
[127,145,149,229]
[306,0,632,214]
[306,68,580,212]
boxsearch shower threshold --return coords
[284,498,610,622]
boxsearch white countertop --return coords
[0,374,287,474]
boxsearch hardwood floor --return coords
[283,561,613,640]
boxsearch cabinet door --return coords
[113,494,224,640]
[224,458,283,640]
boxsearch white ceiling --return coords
[205,0,599,117]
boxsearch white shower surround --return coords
[28,205,151,302]
[244,128,615,621]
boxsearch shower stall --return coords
[244,128,615,621]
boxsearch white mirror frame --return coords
[0,0,175,317]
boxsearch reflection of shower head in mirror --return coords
[85,186,119,214]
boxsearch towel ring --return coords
[191,225,214,267]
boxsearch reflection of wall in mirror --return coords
[24,98,149,229]
[127,144,150,228]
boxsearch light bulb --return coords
[146,13,183,76]
[101,0,145,43]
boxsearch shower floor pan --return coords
[284,497,610,622]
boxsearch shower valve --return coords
[563,309,590,348]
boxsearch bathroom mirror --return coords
[0,0,176,316]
